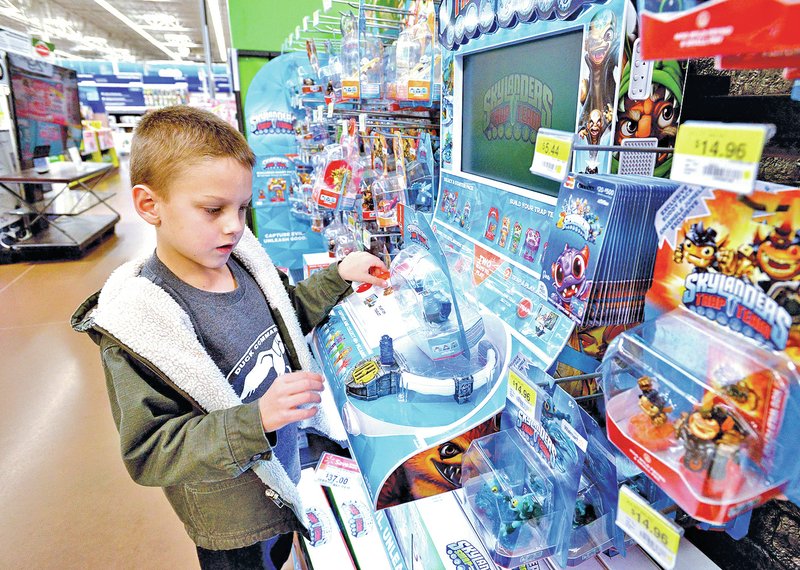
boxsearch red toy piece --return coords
[369,266,391,281]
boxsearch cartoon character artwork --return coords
[522,229,540,262]
[614,52,684,177]
[550,244,592,311]
[441,189,459,220]
[376,417,500,509]
[484,207,500,242]
[575,9,619,175]
[498,217,511,248]
[268,178,287,202]
[510,222,523,254]
[673,221,725,273]
[460,201,472,229]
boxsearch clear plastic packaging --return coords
[602,308,800,524]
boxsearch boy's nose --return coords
[222,212,244,235]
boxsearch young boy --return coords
[71,106,387,569]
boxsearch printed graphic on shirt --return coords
[229,325,292,403]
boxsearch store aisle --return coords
[0,161,198,568]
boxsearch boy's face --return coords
[153,157,252,284]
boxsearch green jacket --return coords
[71,228,351,550]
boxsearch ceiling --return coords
[0,0,232,63]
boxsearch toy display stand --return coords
[603,308,800,525]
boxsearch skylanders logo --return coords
[683,273,792,350]
[483,74,553,142]
[516,410,557,467]
[439,0,605,49]
[407,223,430,249]
[445,540,491,570]
[249,111,295,136]
[260,157,291,170]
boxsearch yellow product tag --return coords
[529,128,574,181]
[508,370,537,417]
[616,485,682,569]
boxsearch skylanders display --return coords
[459,356,585,568]
[602,309,800,525]
[540,174,678,327]
[310,212,510,510]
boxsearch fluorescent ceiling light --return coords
[207,0,227,63]
[93,0,181,61]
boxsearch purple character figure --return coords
[522,229,540,262]
[551,244,592,310]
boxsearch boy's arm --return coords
[101,342,273,487]
[282,253,388,334]
[280,262,352,334]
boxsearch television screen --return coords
[461,30,583,196]
[8,53,83,170]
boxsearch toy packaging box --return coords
[311,212,511,511]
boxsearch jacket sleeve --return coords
[100,340,275,487]
[281,261,352,335]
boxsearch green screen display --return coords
[461,30,583,196]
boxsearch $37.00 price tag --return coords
[616,485,682,569]
[315,452,360,489]
[529,128,574,181]
[671,121,771,194]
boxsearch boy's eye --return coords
[204,207,221,215]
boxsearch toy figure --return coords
[510,222,523,254]
[460,201,471,228]
[674,404,748,498]
[627,376,675,450]
[550,244,592,311]
[498,217,511,248]
[474,480,545,541]
[485,208,500,241]
[522,229,540,262]
[573,498,598,528]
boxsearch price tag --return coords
[671,121,771,193]
[313,10,320,27]
[529,128,573,181]
[616,485,682,569]
[359,113,367,133]
[323,0,332,11]
[327,100,334,118]
[302,16,309,31]
[315,452,360,489]
[508,370,537,418]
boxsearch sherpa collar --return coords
[88,227,333,523]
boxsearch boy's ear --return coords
[132,184,161,226]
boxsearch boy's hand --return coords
[338,252,389,287]
[258,372,324,433]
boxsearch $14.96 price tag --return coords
[315,452,360,489]
[529,128,574,181]
[616,485,682,569]
[507,370,537,419]
[671,121,771,194]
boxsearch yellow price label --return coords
[675,123,767,164]
[508,371,537,409]
[617,486,681,568]
[535,134,571,162]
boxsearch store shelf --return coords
[0,214,118,263]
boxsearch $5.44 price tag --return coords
[616,485,682,569]
[671,121,771,194]
[529,128,574,182]
[315,451,360,489]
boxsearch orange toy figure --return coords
[627,376,675,450]
[675,404,748,499]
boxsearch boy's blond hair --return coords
[130,105,255,197]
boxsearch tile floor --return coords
[0,161,198,568]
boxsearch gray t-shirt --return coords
[141,253,300,484]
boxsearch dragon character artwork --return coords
[551,244,592,310]
[648,186,800,361]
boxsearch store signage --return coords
[529,128,573,182]
[33,39,54,58]
[616,485,682,570]
[671,121,771,194]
